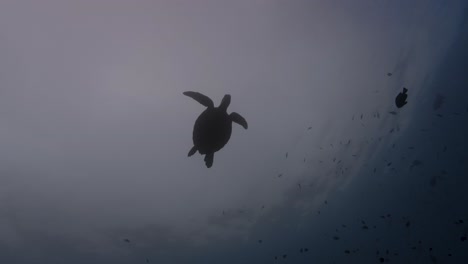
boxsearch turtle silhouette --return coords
[184,91,248,168]
[395,87,408,108]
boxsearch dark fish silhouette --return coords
[395,88,408,108]
[184,91,248,168]
[123,239,130,243]
[433,94,445,110]
[410,160,423,170]
[387,72,392,76]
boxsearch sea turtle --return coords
[395,87,408,108]
[183,91,248,168]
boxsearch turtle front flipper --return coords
[204,153,214,168]
[230,112,248,129]
[188,146,197,157]
[183,91,214,108]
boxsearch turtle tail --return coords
[204,153,214,168]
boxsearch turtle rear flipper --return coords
[204,153,214,168]
[188,146,197,157]
[183,91,214,108]
[230,112,248,129]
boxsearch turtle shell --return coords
[192,107,232,154]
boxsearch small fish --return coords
[410,160,422,170]
[388,111,397,115]
[430,176,438,187]
[433,94,445,110]
[395,87,408,108]
[387,73,392,76]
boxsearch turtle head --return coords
[219,94,231,111]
